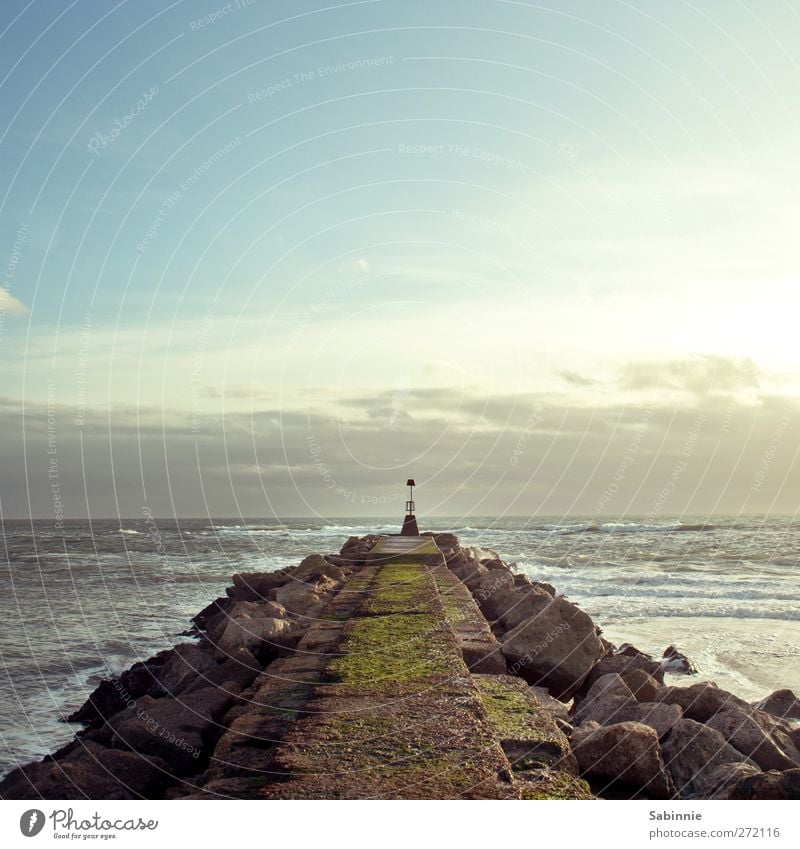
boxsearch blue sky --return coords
[2,0,800,518]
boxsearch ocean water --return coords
[1,515,799,778]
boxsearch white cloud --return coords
[0,288,27,316]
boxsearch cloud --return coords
[617,356,762,396]
[0,288,27,316]
[557,369,597,387]
[2,384,800,520]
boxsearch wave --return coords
[600,606,800,622]
[582,522,715,534]
[117,528,141,535]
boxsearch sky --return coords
[1,0,800,520]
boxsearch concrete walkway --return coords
[185,550,591,799]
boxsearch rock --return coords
[274,579,334,618]
[572,674,636,726]
[108,686,237,775]
[696,762,763,799]
[583,652,664,691]
[464,565,511,596]
[184,646,261,694]
[431,532,459,553]
[339,534,384,564]
[755,689,800,720]
[614,702,683,740]
[571,721,674,798]
[599,637,615,656]
[478,585,550,630]
[155,644,218,697]
[662,645,698,675]
[513,573,531,588]
[531,580,556,597]
[749,710,800,765]
[215,615,295,659]
[707,708,800,771]
[500,587,558,633]
[661,718,756,798]
[191,596,231,631]
[324,554,353,570]
[228,570,290,602]
[621,669,662,703]
[529,686,571,723]
[0,742,172,799]
[617,643,647,657]
[65,652,168,726]
[501,597,605,700]
[293,553,345,583]
[447,550,485,583]
[482,558,510,572]
[655,682,749,722]
[727,768,800,800]
[227,599,287,620]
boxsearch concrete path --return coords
[183,548,591,799]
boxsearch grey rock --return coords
[707,708,800,771]
[571,721,674,798]
[655,682,749,722]
[501,597,605,700]
[755,689,800,720]
[727,768,800,800]
[661,718,756,799]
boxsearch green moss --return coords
[326,612,451,687]
[475,677,555,742]
[361,562,436,616]
[431,572,468,624]
[518,771,594,800]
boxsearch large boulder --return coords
[695,762,763,799]
[479,585,552,632]
[184,646,261,694]
[155,644,218,697]
[755,689,800,720]
[655,682,749,722]
[501,597,605,699]
[65,652,168,727]
[727,768,800,800]
[191,596,231,631]
[621,669,662,703]
[0,741,171,800]
[108,686,237,776]
[572,674,636,726]
[706,708,800,771]
[614,702,683,741]
[274,576,337,618]
[661,718,756,798]
[228,570,290,602]
[339,534,384,564]
[583,649,664,690]
[482,558,510,572]
[430,532,459,553]
[571,721,674,798]
[215,615,295,659]
[293,553,345,583]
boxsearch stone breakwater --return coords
[2,533,799,800]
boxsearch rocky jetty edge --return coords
[2,532,800,800]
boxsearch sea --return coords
[2,515,799,778]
